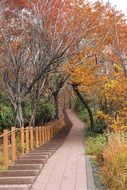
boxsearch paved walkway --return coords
[31,110,87,190]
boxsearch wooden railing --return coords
[0,116,64,169]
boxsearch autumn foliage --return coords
[0,0,127,188]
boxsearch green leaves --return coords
[36,100,56,124]
[0,103,14,130]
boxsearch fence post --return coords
[21,128,24,154]
[47,126,49,141]
[47,126,50,141]
[54,122,56,136]
[53,124,55,137]
[26,127,29,152]
[50,125,52,139]
[11,127,16,161]
[57,121,59,132]
[49,126,51,141]
[42,127,44,144]
[35,127,39,147]
[30,127,33,150]
[50,125,53,139]
[44,126,47,143]
[58,120,60,131]
[59,120,61,130]
[39,127,42,145]
[3,129,8,169]
[45,126,47,142]
[46,126,48,142]
[56,122,58,134]
[56,122,58,133]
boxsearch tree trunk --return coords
[53,92,59,119]
[73,85,94,131]
[29,100,37,127]
[14,100,24,127]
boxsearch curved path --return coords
[31,110,87,190]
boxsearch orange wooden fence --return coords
[0,116,64,169]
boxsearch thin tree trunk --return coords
[14,100,24,127]
[29,101,37,127]
[29,78,47,126]
[73,85,94,130]
[53,92,59,119]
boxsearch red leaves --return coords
[5,0,32,9]
[15,0,32,8]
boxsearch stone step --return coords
[0,170,39,177]
[37,149,57,152]
[30,150,51,153]
[35,147,57,150]
[26,151,50,154]
[0,185,31,190]
[26,152,52,155]
[0,176,36,185]
[9,164,43,170]
[38,145,57,148]
[15,159,45,164]
[20,155,49,160]
[31,150,55,154]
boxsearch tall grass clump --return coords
[100,134,127,190]
[85,134,106,158]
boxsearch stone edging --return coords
[86,155,96,190]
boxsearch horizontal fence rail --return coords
[0,116,64,170]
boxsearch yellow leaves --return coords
[102,73,127,104]
[96,109,127,132]
[65,52,98,94]
[69,64,97,92]
[110,122,127,132]
[105,79,118,89]
[97,74,127,132]
[110,111,127,132]
[113,63,122,71]
[96,110,112,126]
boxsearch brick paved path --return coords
[31,110,87,190]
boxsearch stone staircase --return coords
[0,111,72,190]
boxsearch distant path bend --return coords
[31,109,87,190]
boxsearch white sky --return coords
[90,0,127,17]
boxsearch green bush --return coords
[0,103,14,130]
[87,120,106,134]
[36,100,56,124]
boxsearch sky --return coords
[90,0,127,17]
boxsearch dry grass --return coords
[100,134,127,190]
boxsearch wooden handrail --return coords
[0,128,19,138]
[0,116,64,169]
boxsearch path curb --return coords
[86,155,95,190]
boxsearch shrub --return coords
[100,134,127,190]
[74,99,89,123]
[85,134,106,158]
[0,103,14,130]
[36,100,56,124]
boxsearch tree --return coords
[65,1,127,132]
[1,0,106,126]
